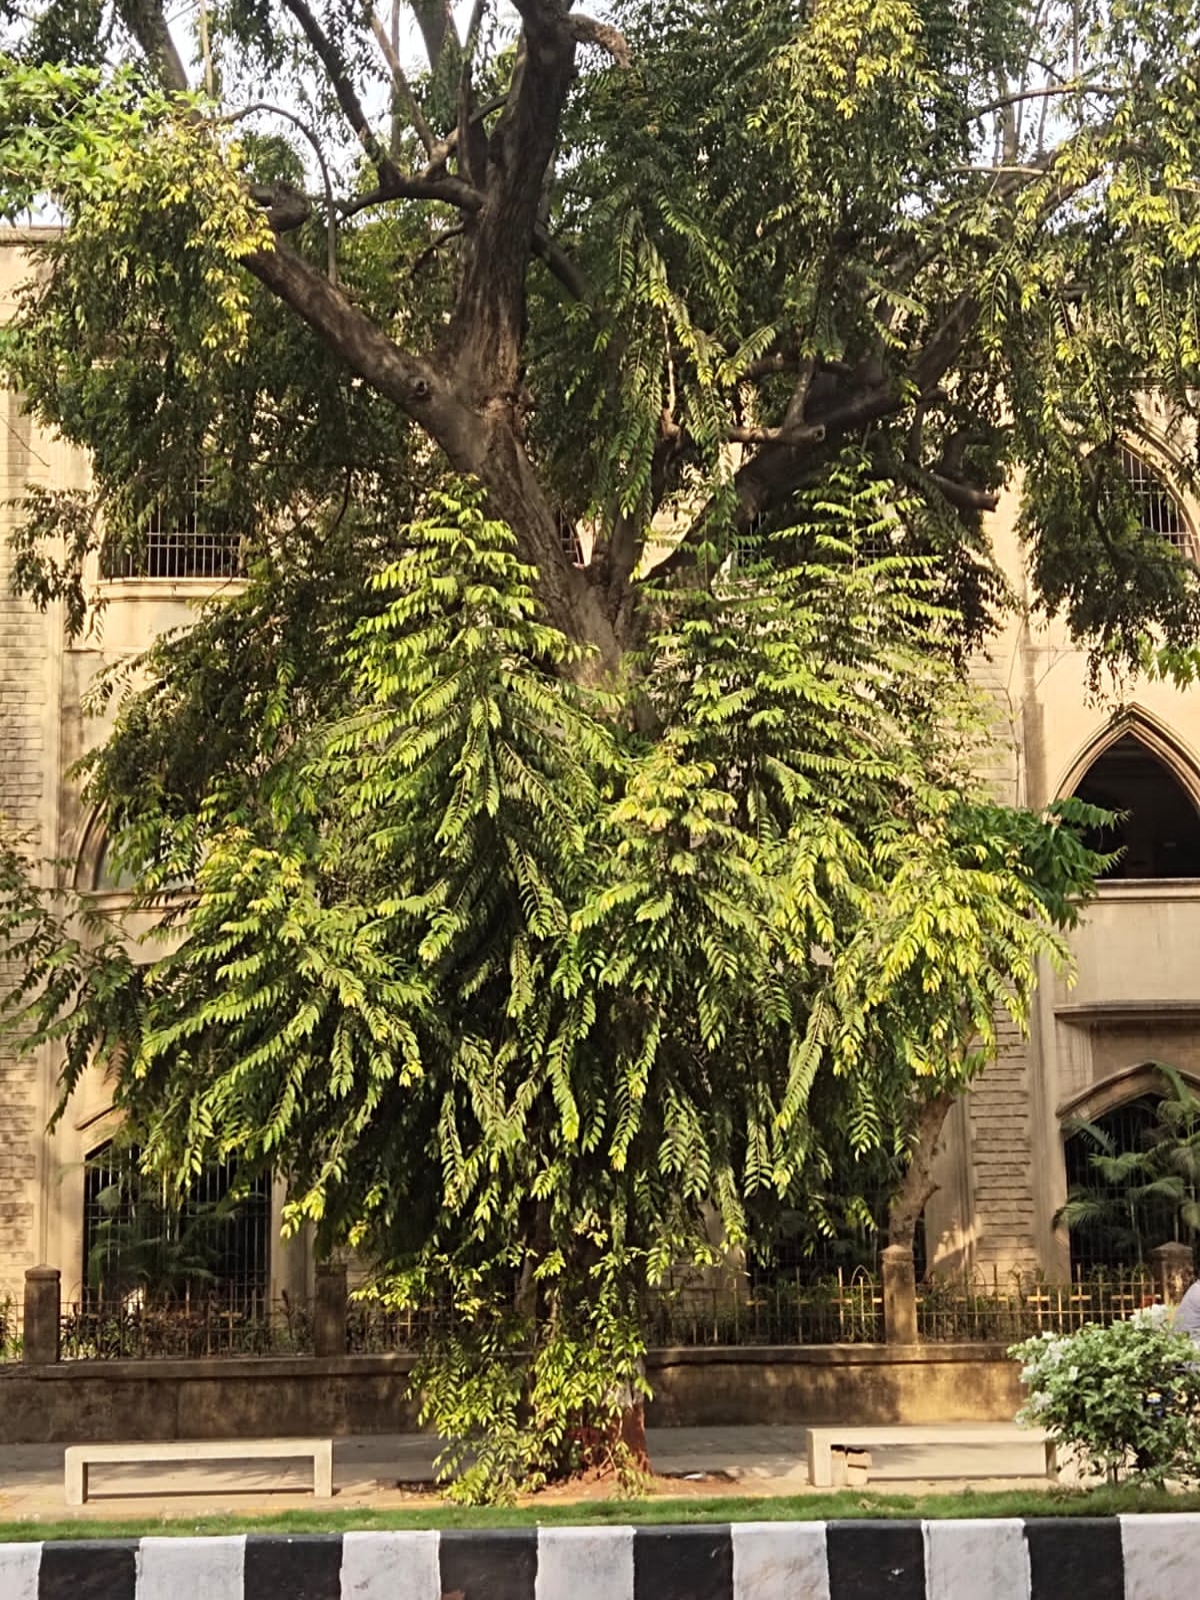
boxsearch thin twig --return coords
[369,9,437,157]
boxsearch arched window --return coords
[1062,1095,1173,1270]
[82,1140,271,1312]
[1071,733,1200,879]
[1118,445,1196,559]
[92,839,137,894]
[1062,1071,1200,1272]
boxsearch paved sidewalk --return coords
[0,1425,1059,1523]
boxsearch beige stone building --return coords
[0,234,308,1313]
[1,229,1198,1311]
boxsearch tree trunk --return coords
[474,405,626,671]
[617,1396,650,1472]
[887,1088,958,1251]
[883,1089,958,1343]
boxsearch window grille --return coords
[1119,446,1195,558]
[82,1141,270,1314]
[555,511,585,566]
[103,480,245,581]
[1063,1096,1177,1272]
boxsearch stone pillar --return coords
[1150,1241,1194,1306]
[313,1262,348,1357]
[23,1265,60,1365]
[881,1245,919,1345]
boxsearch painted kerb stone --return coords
[3,1516,1200,1599]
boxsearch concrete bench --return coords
[805,1422,1057,1488]
[64,1437,333,1506]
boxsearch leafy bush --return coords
[1011,1315,1200,1485]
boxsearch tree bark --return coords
[888,1088,958,1250]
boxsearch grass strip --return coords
[4,1483,1200,1541]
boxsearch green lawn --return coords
[4,1484,1200,1541]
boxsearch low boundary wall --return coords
[0,1345,1021,1444]
[0,1518,1190,1599]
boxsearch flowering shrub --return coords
[1011,1316,1200,1485]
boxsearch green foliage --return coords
[1,0,1200,665]
[1,0,1173,1501]
[2,482,1106,1499]
[1012,1318,1200,1487]
[1057,1065,1200,1264]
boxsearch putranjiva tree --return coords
[1,486,1105,1499]
[2,0,1200,670]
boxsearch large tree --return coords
[0,0,1185,1496]
[2,0,1200,663]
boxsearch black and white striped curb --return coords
[0,1517,1196,1600]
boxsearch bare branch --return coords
[277,0,404,188]
[411,225,465,275]
[226,104,337,279]
[564,14,631,68]
[369,9,437,157]
[968,80,1119,119]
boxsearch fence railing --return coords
[647,1268,885,1346]
[915,1266,1157,1343]
[10,1261,1171,1363]
[58,1295,314,1360]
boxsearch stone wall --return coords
[0,381,54,1300]
[968,1017,1040,1271]
[0,1345,1021,1444]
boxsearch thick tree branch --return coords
[242,241,620,666]
[247,180,313,234]
[445,1,580,396]
[727,421,825,446]
[115,0,188,90]
[927,472,1000,513]
[913,293,979,396]
[531,225,595,305]
[244,241,479,462]
[337,171,484,219]
[277,0,405,189]
[227,104,335,277]
[564,14,631,68]
[411,0,456,68]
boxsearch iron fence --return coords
[59,1293,313,1360]
[347,1301,445,1354]
[646,1268,884,1346]
[642,1265,1162,1348]
[915,1266,1157,1343]
[39,1264,1167,1360]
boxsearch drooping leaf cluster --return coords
[0,480,1106,1495]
